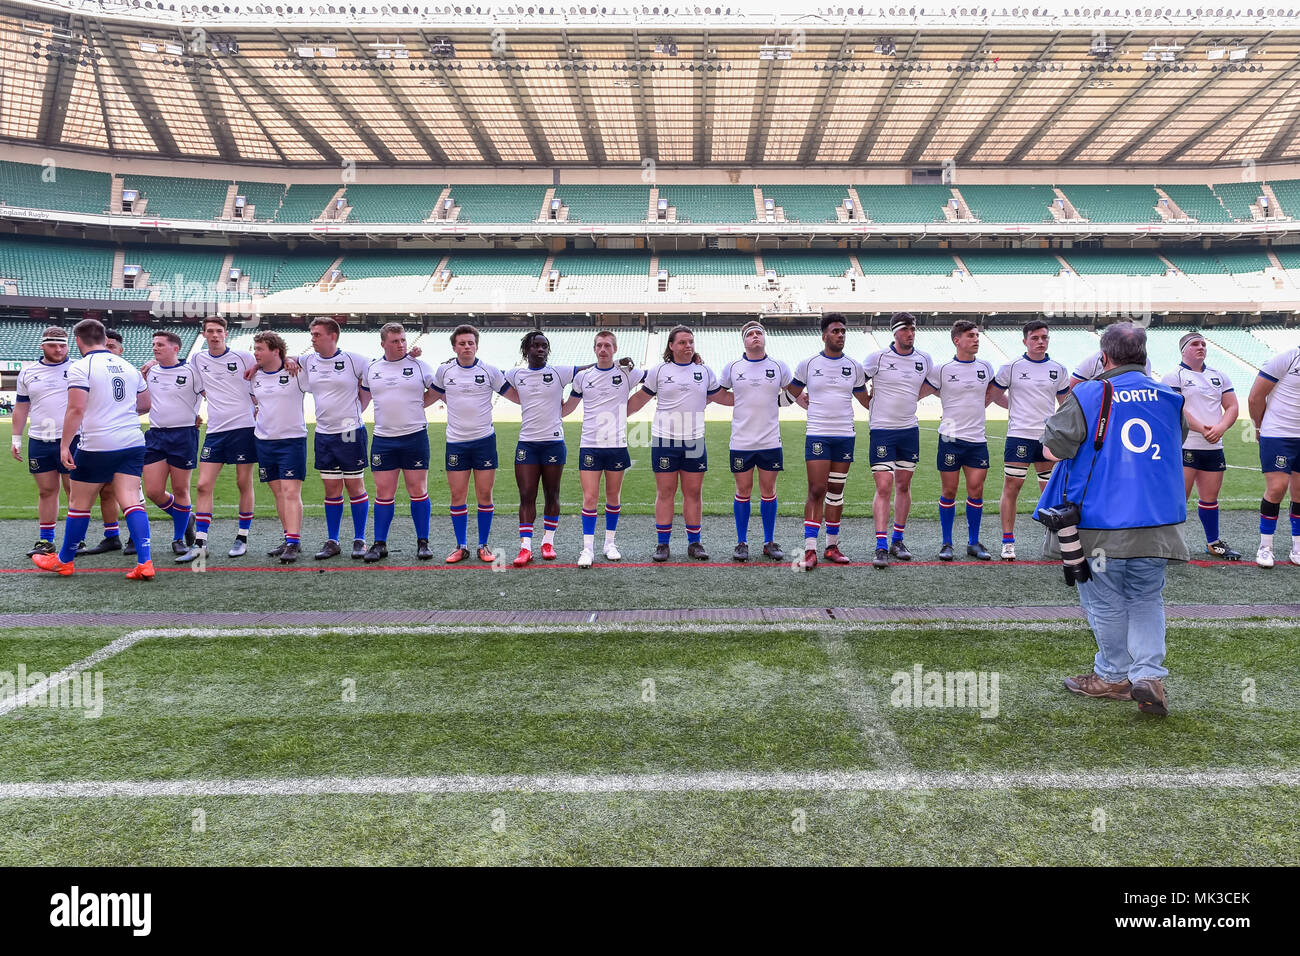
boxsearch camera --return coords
[1035,498,1092,587]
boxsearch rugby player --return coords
[32,319,155,580]
[1161,331,1241,561]
[503,331,584,567]
[12,327,82,557]
[1247,341,1300,568]
[81,327,138,554]
[627,325,726,562]
[249,331,309,562]
[430,324,510,563]
[989,319,1070,561]
[862,312,932,569]
[188,317,258,558]
[561,331,642,567]
[141,330,203,556]
[288,318,370,560]
[717,320,794,561]
[925,320,997,561]
[787,313,869,569]
[362,323,437,562]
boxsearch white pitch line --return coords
[6,618,1299,720]
[0,631,147,718]
[2,768,1298,800]
[817,631,913,770]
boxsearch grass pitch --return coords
[0,621,1296,865]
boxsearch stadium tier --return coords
[11,158,1300,227]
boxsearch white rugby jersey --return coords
[642,360,720,441]
[505,363,577,443]
[792,352,866,439]
[927,357,996,443]
[571,365,645,448]
[192,348,257,433]
[718,355,792,450]
[66,350,146,452]
[300,349,367,435]
[15,358,71,440]
[994,354,1070,441]
[146,360,205,429]
[1162,364,1233,451]
[431,359,508,443]
[862,345,933,430]
[1257,348,1300,439]
[249,365,309,441]
[1072,349,1154,382]
[364,355,435,438]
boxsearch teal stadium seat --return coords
[1058,185,1163,223]
[959,250,1063,274]
[450,184,548,223]
[1159,185,1234,223]
[0,161,111,214]
[656,186,755,223]
[123,174,230,220]
[958,185,1057,224]
[556,185,649,224]
[759,185,850,224]
[853,185,951,223]
[341,184,447,224]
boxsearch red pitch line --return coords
[4,558,1245,575]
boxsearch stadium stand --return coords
[450,184,547,223]
[1274,248,1300,271]
[538,327,651,367]
[1159,185,1234,223]
[1162,250,1231,274]
[231,180,288,222]
[124,245,226,290]
[853,184,950,223]
[0,160,110,214]
[762,251,853,276]
[115,324,199,367]
[265,254,338,293]
[1058,185,1163,223]
[341,184,446,224]
[656,186,756,224]
[958,185,1057,224]
[1267,179,1300,219]
[856,250,956,275]
[0,320,53,360]
[338,251,445,280]
[1203,326,1279,368]
[276,185,344,223]
[0,236,147,300]
[122,174,230,221]
[959,249,1063,275]
[1207,181,1269,222]
[1059,250,1167,275]
[1244,325,1300,359]
[760,185,851,223]
[555,185,649,223]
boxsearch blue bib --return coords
[1036,370,1186,530]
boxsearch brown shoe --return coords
[1131,678,1169,716]
[1064,672,1133,701]
[823,544,852,564]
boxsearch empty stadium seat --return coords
[342,184,447,224]
[123,174,229,220]
[758,186,850,224]
[1159,185,1234,223]
[0,161,110,215]
[450,184,547,223]
[1057,185,1163,223]
[555,185,649,223]
[656,186,755,223]
[853,185,950,223]
[958,185,1057,224]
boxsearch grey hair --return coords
[1099,322,1147,368]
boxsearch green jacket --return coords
[1039,363,1191,562]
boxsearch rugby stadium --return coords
[0,0,1298,872]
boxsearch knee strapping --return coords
[1004,464,1028,480]
[894,460,916,472]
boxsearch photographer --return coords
[1034,323,1189,717]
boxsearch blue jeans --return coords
[1075,556,1170,684]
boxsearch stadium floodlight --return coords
[164,42,184,55]
[1229,46,1249,59]
[1206,46,1225,58]
[298,45,316,57]
[139,41,159,53]
[319,45,337,56]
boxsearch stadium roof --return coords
[5,1,1300,168]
